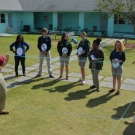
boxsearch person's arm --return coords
[24,42,30,52]
[0,54,9,67]
[46,36,52,52]
[67,43,72,56]
[57,42,61,55]
[120,52,126,63]
[37,37,41,51]
[109,51,113,62]
[10,42,16,53]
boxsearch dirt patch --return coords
[125,43,135,49]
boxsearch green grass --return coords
[0,35,135,135]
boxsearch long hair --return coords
[15,35,24,46]
[61,33,67,41]
[113,40,125,52]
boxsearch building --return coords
[0,0,134,37]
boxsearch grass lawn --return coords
[0,34,135,135]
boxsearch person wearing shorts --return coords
[109,40,126,95]
[89,37,104,92]
[76,32,90,84]
[10,35,30,77]
[57,33,72,80]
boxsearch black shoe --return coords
[115,91,120,95]
[90,85,96,89]
[65,76,68,80]
[109,89,115,93]
[15,74,18,77]
[49,75,55,78]
[35,75,41,78]
[96,87,100,92]
[57,76,62,80]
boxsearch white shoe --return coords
[81,80,85,85]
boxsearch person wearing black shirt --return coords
[109,40,126,95]
[36,28,54,78]
[89,37,104,92]
[76,32,90,84]
[57,33,72,80]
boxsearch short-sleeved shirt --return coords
[0,55,4,66]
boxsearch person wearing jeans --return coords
[89,37,104,92]
[10,35,29,77]
[36,28,54,78]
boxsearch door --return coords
[100,14,108,31]
[58,14,62,29]
[8,13,13,28]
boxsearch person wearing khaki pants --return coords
[89,37,104,92]
[36,28,54,78]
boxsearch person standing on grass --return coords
[76,32,90,85]
[0,54,9,115]
[57,33,72,80]
[109,40,126,95]
[10,35,30,77]
[89,37,104,92]
[35,28,54,78]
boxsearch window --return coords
[114,15,125,24]
[0,14,5,23]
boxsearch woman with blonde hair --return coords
[76,32,90,84]
[109,40,126,95]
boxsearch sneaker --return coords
[35,75,41,78]
[78,78,82,82]
[23,74,26,76]
[81,80,85,85]
[49,75,55,78]
[90,85,96,89]
[115,91,120,95]
[109,89,115,93]
[15,74,18,77]
[65,76,68,80]
[96,87,100,92]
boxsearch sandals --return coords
[109,89,115,93]
[57,76,62,80]
[65,76,68,80]
[0,110,9,115]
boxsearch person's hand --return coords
[5,54,9,61]
[64,54,67,57]
[44,51,47,55]
[62,54,65,57]
[119,60,122,62]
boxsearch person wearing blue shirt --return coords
[109,40,126,95]
[10,35,30,77]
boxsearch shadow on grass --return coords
[86,92,115,108]
[123,121,135,135]
[31,79,59,90]
[45,82,79,93]
[112,102,135,119]
[64,88,96,101]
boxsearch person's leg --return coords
[45,51,53,77]
[38,52,44,76]
[65,57,70,79]
[58,56,64,79]
[20,56,26,75]
[14,56,20,76]
[81,67,85,81]
[0,74,8,114]
[116,66,123,95]
[109,66,117,92]
[94,69,100,91]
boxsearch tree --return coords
[94,0,135,34]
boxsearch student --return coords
[57,33,72,80]
[36,28,54,78]
[10,35,30,77]
[89,37,104,92]
[76,32,90,84]
[109,40,126,95]
[0,54,9,115]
